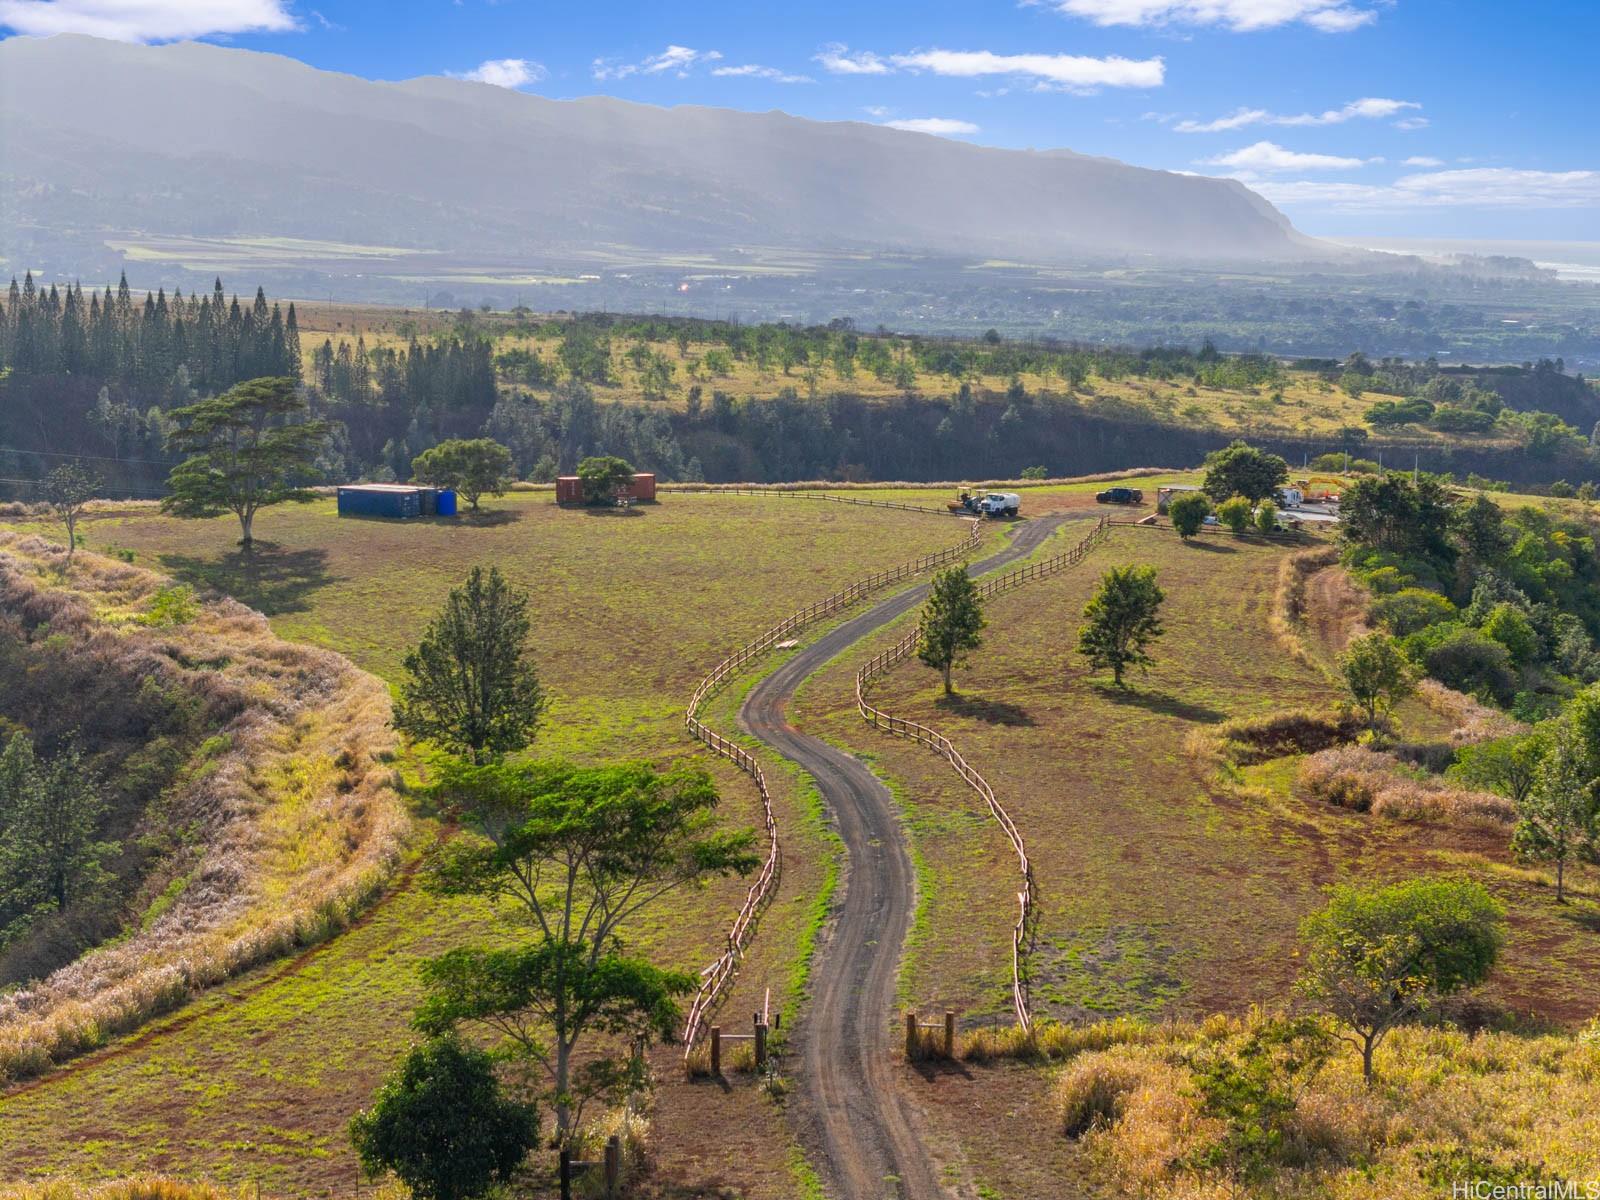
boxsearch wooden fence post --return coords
[559,1148,573,1200]
[755,1014,768,1071]
[905,1010,918,1060]
[710,1026,721,1076]
[604,1135,621,1197]
[944,1010,956,1058]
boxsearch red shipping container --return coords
[555,476,583,504]
[626,473,657,501]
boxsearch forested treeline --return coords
[3,277,1598,494]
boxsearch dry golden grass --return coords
[0,1181,407,1200]
[1298,745,1516,829]
[1270,544,1341,668]
[1415,678,1527,745]
[0,535,406,1083]
[1050,1013,1600,1199]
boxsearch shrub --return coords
[1255,500,1278,533]
[1299,746,1515,828]
[1415,626,1518,705]
[1482,602,1540,666]
[1216,495,1254,534]
[1371,587,1456,636]
[1055,1051,1154,1136]
[1167,492,1211,538]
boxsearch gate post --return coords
[755,1015,768,1071]
[558,1148,572,1200]
[905,1010,918,1060]
[944,1010,956,1059]
[604,1135,621,1197]
[710,1026,721,1077]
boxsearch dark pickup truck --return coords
[1095,487,1144,505]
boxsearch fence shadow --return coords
[157,542,336,616]
[1092,684,1225,724]
[934,694,1035,726]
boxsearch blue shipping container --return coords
[437,489,458,516]
[338,485,422,519]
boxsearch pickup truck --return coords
[1096,487,1144,505]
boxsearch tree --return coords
[1481,602,1539,667]
[576,455,635,506]
[916,566,986,695]
[350,1035,538,1200]
[1339,474,1454,562]
[42,464,98,564]
[1201,440,1289,504]
[1254,500,1278,534]
[395,567,545,764]
[1077,564,1165,687]
[1511,720,1598,902]
[411,438,512,512]
[1338,632,1413,730]
[1448,730,1548,805]
[1216,495,1254,535]
[1167,491,1211,539]
[161,376,328,546]
[1297,877,1504,1083]
[0,733,114,929]
[417,758,758,1140]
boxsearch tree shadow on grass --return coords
[1181,537,1238,553]
[157,542,336,616]
[1092,683,1225,724]
[454,508,519,527]
[934,693,1035,726]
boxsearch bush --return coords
[1216,495,1254,534]
[1406,625,1518,705]
[1370,587,1456,636]
[1167,492,1211,538]
[1481,602,1539,666]
[1255,500,1278,533]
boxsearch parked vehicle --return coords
[1096,486,1144,505]
[948,490,1021,517]
[1278,486,1304,508]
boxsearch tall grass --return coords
[1298,745,1515,828]
[1048,1012,1600,1198]
[1269,545,1341,668]
[0,535,407,1083]
[0,1180,407,1200]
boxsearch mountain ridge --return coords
[0,33,1333,273]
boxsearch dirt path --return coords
[741,515,1073,1200]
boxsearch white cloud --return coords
[882,117,980,135]
[593,44,722,81]
[1403,155,1443,167]
[1042,0,1377,32]
[814,43,890,74]
[449,58,544,89]
[0,0,296,41]
[1393,116,1430,130]
[1245,168,1600,211]
[1174,96,1417,133]
[1205,140,1371,171]
[711,63,813,83]
[889,48,1164,90]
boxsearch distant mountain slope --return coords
[0,34,1329,269]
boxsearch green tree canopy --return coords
[395,566,545,764]
[1077,564,1165,687]
[418,758,758,1139]
[1297,877,1504,1083]
[1339,474,1454,563]
[410,438,513,512]
[1167,491,1211,539]
[576,455,636,506]
[349,1035,537,1200]
[1201,441,1290,504]
[42,464,99,564]
[1338,632,1414,729]
[160,376,328,546]
[0,733,114,940]
[916,566,986,695]
[1511,719,1598,902]
[1216,495,1254,535]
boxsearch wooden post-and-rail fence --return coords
[905,1010,957,1060]
[679,517,986,1057]
[558,1136,621,1200]
[857,515,1111,1031]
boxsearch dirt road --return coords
[741,514,1072,1200]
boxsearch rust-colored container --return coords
[626,473,657,502]
[555,476,583,504]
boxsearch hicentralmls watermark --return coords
[1450,1183,1600,1200]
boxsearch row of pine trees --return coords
[0,273,302,395]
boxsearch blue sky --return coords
[2,0,1596,240]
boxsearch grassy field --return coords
[794,524,1600,1026]
[0,491,983,1195]
[290,303,1433,441]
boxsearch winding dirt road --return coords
[741,514,1072,1200]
